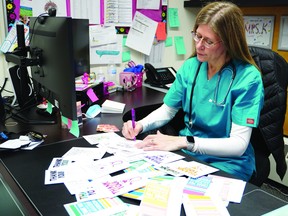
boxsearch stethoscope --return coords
[188,61,236,128]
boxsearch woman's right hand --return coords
[122,120,143,140]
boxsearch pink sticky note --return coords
[156,22,167,41]
[67,119,72,129]
[86,88,99,102]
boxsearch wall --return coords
[0,1,196,97]
[89,1,197,82]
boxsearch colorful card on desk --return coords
[44,165,90,185]
[74,177,113,201]
[165,160,219,178]
[64,196,128,216]
[154,163,183,177]
[183,176,213,195]
[182,194,230,216]
[141,150,184,166]
[121,175,176,201]
[82,155,130,178]
[96,124,120,132]
[83,132,121,145]
[47,157,75,170]
[96,171,149,198]
[139,177,187,216]
[64,175,111,196]
[206,174,246,204]
[61,147,107,161]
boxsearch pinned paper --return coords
[174,36,186,55]
[122,51,131,62]
[168,8,180,28]
[156,22,167,41]
[165,37,173,47]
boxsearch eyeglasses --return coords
[191,31,222,48]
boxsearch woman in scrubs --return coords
[122,1,264,181]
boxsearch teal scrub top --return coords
[164,57,264,181]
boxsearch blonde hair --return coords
[191,1,258,69]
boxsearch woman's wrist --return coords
[185,136,195,152]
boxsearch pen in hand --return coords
[131,108,136,140]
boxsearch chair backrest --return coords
[248,46,288,185]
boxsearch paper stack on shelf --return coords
[101,99,125,113]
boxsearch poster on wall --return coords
[244,16,274,49]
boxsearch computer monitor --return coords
[28,16,90,121]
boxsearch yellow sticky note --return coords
[174,36,186,55]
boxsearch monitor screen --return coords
[29,16,90,121]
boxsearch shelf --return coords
[184,0,288,7]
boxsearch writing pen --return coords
[131,108,136,140]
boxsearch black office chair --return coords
[123,47,288,186]
[248,46,288,186]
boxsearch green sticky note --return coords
[46,101,53,114]
[69,120,80,137]
[168,8,180,28]
[165,37,173,47]
[122,51,131,62]
[61,115,68,125]
[174,36,186,55]
[123,36,127,47]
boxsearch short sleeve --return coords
[232,65,264,127]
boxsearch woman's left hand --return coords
[135,131,187,151]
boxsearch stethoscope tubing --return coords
[188,61,236,128]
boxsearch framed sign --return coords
[278,16,288,51]
[244,16,274,49]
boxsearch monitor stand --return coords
[11,106,57,125]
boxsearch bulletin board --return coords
[5,0,20,31]
[4,0,167,34]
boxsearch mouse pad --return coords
[227,188,287,215]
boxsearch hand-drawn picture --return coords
[244,16,274,49]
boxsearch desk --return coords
[0,86,287,216]
[2,86,166,144]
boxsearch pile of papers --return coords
[43,132,247,216]
[101,99,125,113]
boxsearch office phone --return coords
[144,63,176,87]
